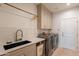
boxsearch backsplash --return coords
[0,27,37,45]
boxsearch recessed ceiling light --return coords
[66,3,70,6]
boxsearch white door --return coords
[77,17,79,49]
[60,17,77,49]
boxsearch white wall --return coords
[0,4,37,47]
[52,6,79,48]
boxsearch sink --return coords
[3,40,31,50]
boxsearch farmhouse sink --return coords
[3,40,31,50]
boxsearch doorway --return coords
[60,17,77,49]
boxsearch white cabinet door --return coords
[23,44,36,56]
[41,5,47,29]
[5,48,24,56]
[60,17,77,49]
[41,5,52,29]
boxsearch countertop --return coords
[0,38,45,56]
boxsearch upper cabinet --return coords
[37,4,52,29]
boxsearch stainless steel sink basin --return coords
[3,40,31,50]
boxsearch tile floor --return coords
[52,48,79,56]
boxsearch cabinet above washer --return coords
[37,4,52,30]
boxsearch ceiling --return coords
[42,3,79,13]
